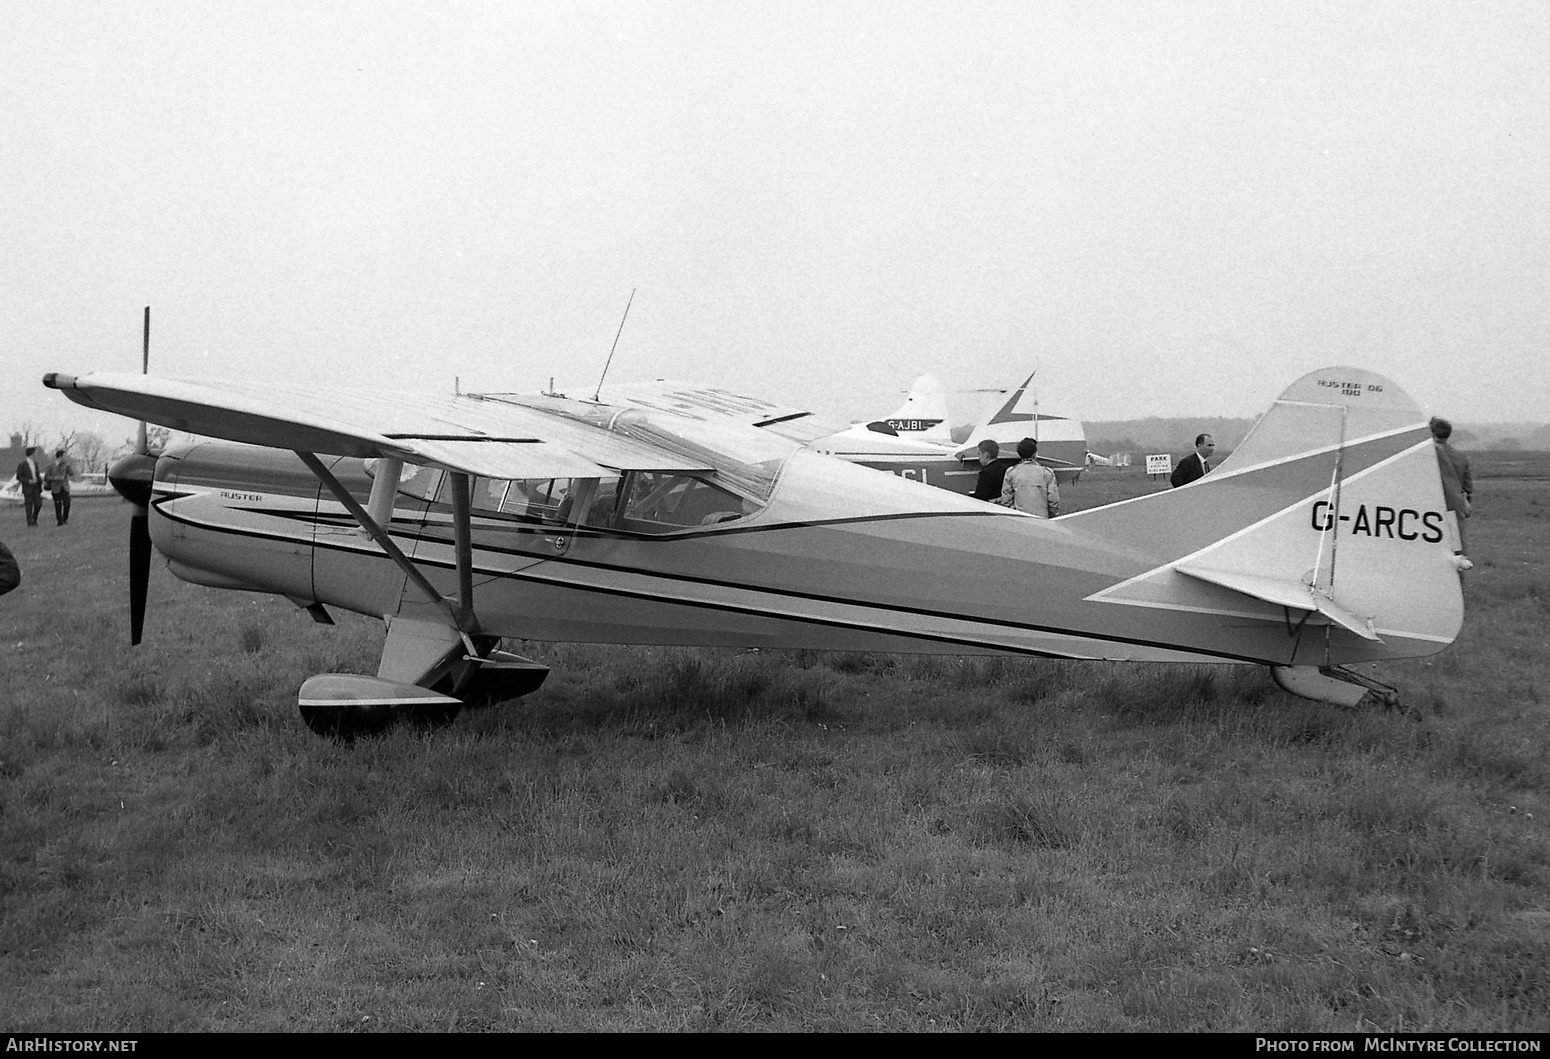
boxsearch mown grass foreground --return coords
[1,457,1546,1032]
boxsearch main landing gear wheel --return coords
[297,674,463,740]
[403,702,462,731]
[298,700,397,740]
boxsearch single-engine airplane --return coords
[43,361,1463,737]
[812,372,1089,491]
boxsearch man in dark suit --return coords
[1170,433,1216,488]
[970,439,1018,501]
[15,446,44,526]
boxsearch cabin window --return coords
[544,472,746,533]
[473,476,508,513]
[553,477,622,527]
[611,471,749,533]
[390,464,443,503]
[485,477,569,521]
[365,465,751,534]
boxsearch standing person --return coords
[1430,417,1473,563]
[15,446,44,527]
[999,437,1060,518]
[0,538,18,595]
[1170,433,1216,488]
[44,448,76,526]
[970,439,1017,502]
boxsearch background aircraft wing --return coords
[43,372,711,478]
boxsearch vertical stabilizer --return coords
[956,372,1088,476]
[875,374,953,442]
[1079,367,1463,666]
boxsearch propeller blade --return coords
[129,507,150,646]
[111,451,158,646]
[121,306,154,646]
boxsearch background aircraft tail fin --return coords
[873,374,953,442]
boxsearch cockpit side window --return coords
[556,477,622,528]
[494,477,569,522]
[613,471,750,533]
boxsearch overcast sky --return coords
[4,0,1547,446]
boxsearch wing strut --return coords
[448,471,475,615]
[295,451,480,637]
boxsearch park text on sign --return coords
[1146,454,1172,476]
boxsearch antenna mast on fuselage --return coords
[593,288,636,402]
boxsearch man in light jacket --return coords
[999,437,1060,518]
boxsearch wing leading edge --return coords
[43,372,712,479]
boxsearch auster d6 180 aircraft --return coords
[43,362,1463,737]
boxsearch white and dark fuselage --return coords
[149,419,1458,671]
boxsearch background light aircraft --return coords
[856,373,956,443]
[811,372,1090,493]
[44,362,1463,737]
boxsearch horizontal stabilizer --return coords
[1175,563,1380,640]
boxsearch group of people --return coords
[968,429,1218,519]
[967,430,1221,520]
[3,446,79,597]
[14,446,76,527]
[971,437,1061,518]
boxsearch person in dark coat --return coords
[970,439,1017,502]
[1170,433,1216,488]
[15,446,44,526]
[1430,416,1473,560]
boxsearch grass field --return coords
[1,455,1546,1031]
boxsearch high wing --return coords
[594,380,845,443]
[43,373,713,477]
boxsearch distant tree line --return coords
[1087,417,1256,459]
[4,425,154,477]
[1088,417,1550,456]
